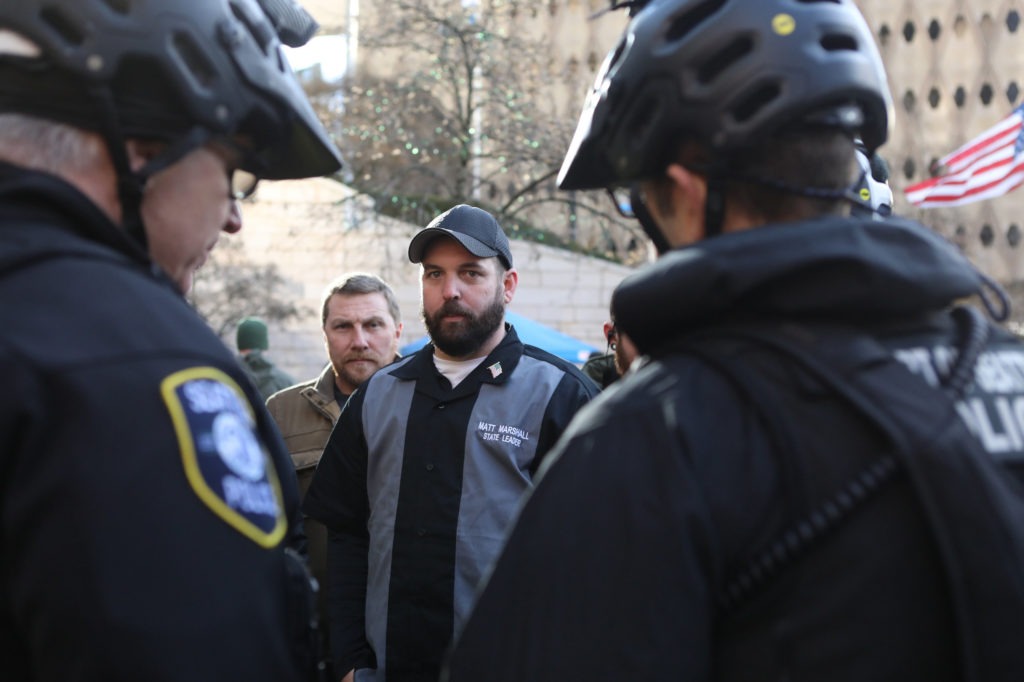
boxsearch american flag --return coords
[904,104,1024,208]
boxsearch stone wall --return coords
[229,178,636,380]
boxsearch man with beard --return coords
[267,272,404,679]
[303,204,597,682]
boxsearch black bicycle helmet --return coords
[558,0,893,191]
[0,0,342,181]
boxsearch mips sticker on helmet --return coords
[860,187,872,201]
[772,14,797,36]
[161,368,286,548]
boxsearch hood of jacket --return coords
[613,216,989,355]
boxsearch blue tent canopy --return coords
[399,310,598,364]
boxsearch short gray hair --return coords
[321,273,401,327]
[0,114,101,175]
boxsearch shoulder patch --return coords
[161,367,287,547]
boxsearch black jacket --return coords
[0,163,312,681]
[445,216,1024,681]
[305,328,597,682]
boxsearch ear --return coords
[662,163,708,244]
[664,163,707,218]
[124,139,164,173]
[502,268,519,304]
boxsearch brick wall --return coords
[227,178,636,380]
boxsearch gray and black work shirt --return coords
[303,326,597,681]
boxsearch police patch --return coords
[161,368,287,547]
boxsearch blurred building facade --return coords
[301,1,1024,282]
[222,0,1024,377]
[858,0,1024,287]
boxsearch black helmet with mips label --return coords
[0,0,342,180]
[558,0,893,191]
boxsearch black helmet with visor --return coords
[560,0,894,248]
[0,0,342,240]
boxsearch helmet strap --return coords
[703,161,728,239]
[86,84,150,250]
[136,126,213,179]
[629,184,673,255]
[86,85,212,253]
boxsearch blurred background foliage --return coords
[305,0,649,265]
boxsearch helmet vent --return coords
[39,6,84,46]
[732,82,781,123]
[229,2,274,56]
[664,0,727,43]
[696,35,753,84]
[100,0,132,15]
[626,93,658,139]
[172,32,217,89]
[820,32,858,52]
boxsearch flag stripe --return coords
[905,152,1016,200]
[904,104,1024,208]
[907,159,1024,207]
[916,152,1015,192]
[942,116,1021,171]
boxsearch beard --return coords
[423,288,506,358]
[334,352,385,394]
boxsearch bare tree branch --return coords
[305,0,648,265]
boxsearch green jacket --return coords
[239,349,296,400]
[581,352,617,389]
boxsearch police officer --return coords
[0,1,342,680]
[444,1,1024,680]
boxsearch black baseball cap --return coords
[408,205,514,269]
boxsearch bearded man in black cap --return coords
[304,204,597,682]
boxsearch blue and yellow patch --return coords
[161,368,286,548]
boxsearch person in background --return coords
[606,318,639,378]
[580,348,616,388]
[266,272,404,679]
[237,316,297,400]
[303,204,598,682]
[581,304,639,389]
[443,1,1024,680]
[0,0,343,680]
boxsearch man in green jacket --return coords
[236,316,296,400]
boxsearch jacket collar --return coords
[389,323,524,397]
[297,363,343,423]
[312,363,338,399]
[0,160,151,267]
[613,216,986,355]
